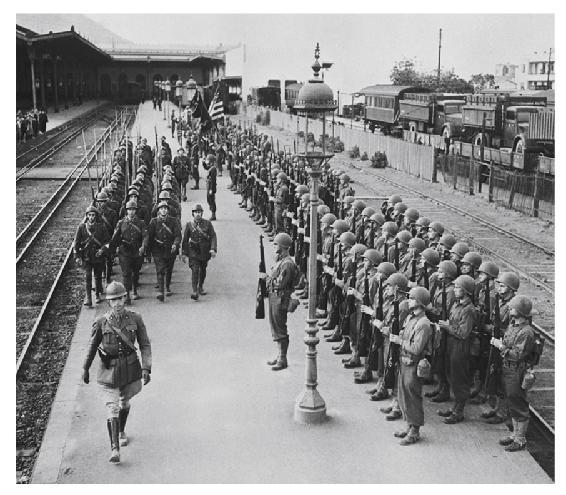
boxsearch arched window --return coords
[100,74,111,97]
[135,73,146,90]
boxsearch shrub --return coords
[361,152,368,161]
[348,145,360,159]
[370,151,388,168]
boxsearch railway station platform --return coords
[45,100,110,133]
[32,102,552,484]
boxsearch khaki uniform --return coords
[266,254,298,341]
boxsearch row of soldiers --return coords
[73,128,218,306]
[227,122,541,451]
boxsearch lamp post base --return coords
[294,389,327,424]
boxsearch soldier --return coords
[205,153,218,221]
[450,242,470,276]
[427,221,445,249]
[107,200,148,304]
[339,174,355,202]
[415,217,431,240]
[491,295,536,452]
[264,233,300,371]
[147,201,182,301]
[74,205,111,307]
[81,281,152,464]
[401,208,420,236]
[316,212,337,319]
[437,233,457,261]
[393,287,433,445]
[273,172,290,235]
[172,148,190,202]
[437,274,478,424]
[95,191,118,283]
[181,204,218,300]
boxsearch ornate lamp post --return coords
[186,75,197,129]
[160,81,166,121]
[293,43,337,424]
[165,80,172,127]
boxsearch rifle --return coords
[334,178,340,217]
[394,238,400,270]
[368,223,375,248]
[255,235,267,319]
[423,262,430,289]
[384,287,402,389]
[358,268,371,357]
[410,257,417,283]
[337,242,343,281]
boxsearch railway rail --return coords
[16,109,137,483]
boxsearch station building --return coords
[16,23,236,112]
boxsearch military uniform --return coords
[206,163,218,219]
[147,213,182,299]
[172,154,190,201]
[181,216,217,297]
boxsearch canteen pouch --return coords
[417,358,432,379]
[521,369,536,391]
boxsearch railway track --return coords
[16,109,137,483]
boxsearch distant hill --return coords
[16,13,132,47]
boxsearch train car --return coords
[285,82,303,114]
[399,93,469,138]
[461,92,547,150]
[256,86,281,109]
[204,77,243,115]
[118,82,142,105]
[359,85,432,134]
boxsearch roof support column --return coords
[26,42,38,110]
[39,54,46,110]
[95,65,100,104]
[62,59,69,109]
[52,53,59,113]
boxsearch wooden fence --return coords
[245,106,436,181]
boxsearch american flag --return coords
[208,90,225,122]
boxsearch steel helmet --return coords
[352,199,367,212]
[370,213,385,226]
[363,248,382,265]
[343,196,355,206]
[274,232,293,249]
[382,221,399,236]
[341,174,351,183]
[496,272,520,292]
[296,184,309,195]
[377,262,397,278]
[85,205,98,215]
[439,234,457,250]
[462,251,483,270]
[409,286,431,307]
[351,243,367,258]
[509,295,533,318]
[396,230,412,245]
[157,200,170,210]
[478,261,499,279]
[161,182,172,191]
[408,237,426,254]
[192,203,204,213]
[421,248,440,267]
[125,199,138,210]
[405,207,420,222]
[429,221,444,235]
[362,206,376,218]
[339,231,357,247]
[277,172,288,181]
[321,213,337,226]
[394,202,408,214]
[158,190,171,200]
[108,181,117,190]
[271,168,280,178]
[206,153,215,162]
[454,275,476,297]
[416,217,431,228]
[450,242,470,258]
[388,194,402,205]
[129,182,140,190]
[127,188,139,197]
[95,191,108,202]
[317,204,330,216]
[102,186,113,195]
[332,219,350,235]
[301,193,310,203]
[438,260,458,280]
[105,281,127,300]
[385,273,409,290]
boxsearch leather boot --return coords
[272,338,288,371]
[95,278,103,303]
[333,339,351,355]
[354,367,373,384]
[505,419,528,452]
[499,420,515,446]
[394,424,411,438]
[344,348,361,368]
[370,387,389,402]
[119,406,130,447]
[84,290,93,307]
[400,425,420,445]
[125,291,132,305]
[267,341,281,366]
[132,287,140,300]
[430,384,450,402]
[107,418,120,463]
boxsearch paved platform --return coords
[46,100,109,132]
[32,103,552,483]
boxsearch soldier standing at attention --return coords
[147,201,182,302]
[172,148,190,202]
[107,200,148,304]
[392,287,433,445]
[204,154,218,221]
[264,233,299,371]
[74,206,110,307]
[181,204,217,300]
[82,281,152,464]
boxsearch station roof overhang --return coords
[108,51,225,66]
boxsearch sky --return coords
[87,13,555,94]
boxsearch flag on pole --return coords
[208,90,225,122]
[189,89,212,131]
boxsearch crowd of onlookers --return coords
[16,109,49,143]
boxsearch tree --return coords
[389,58,474,92]
[469,73,496,91]
[390,58,421,86]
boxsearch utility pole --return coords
[437,28,442,87]
[546,47,552,89]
